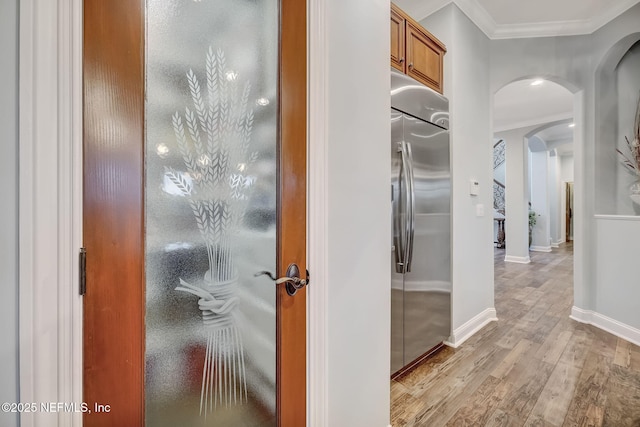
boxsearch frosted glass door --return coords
[145,1,278,425]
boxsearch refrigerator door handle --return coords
[401,141,412,272]
[405,142,416,272]
[393,142,409,274]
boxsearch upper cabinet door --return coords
[406,21,446,93]
[390,5,406,72]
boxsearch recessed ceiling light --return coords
[530,79,544,86]
[568,123,575,128]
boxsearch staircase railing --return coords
[493,139,506,248]
[493,179,505,212]
[493,139,505,169]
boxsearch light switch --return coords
[476,204,484,217]
[469,179,479,196]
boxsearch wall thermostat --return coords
[469,179,479,196]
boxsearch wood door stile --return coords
[278,0,307,425]
[390,4,406,72]
[83,0,145,425]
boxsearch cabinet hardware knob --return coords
[408,62,413,68]
[399,57,404,63]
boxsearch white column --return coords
[530,149,552,251]
[502,129,530,263]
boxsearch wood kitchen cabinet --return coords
[391,3,446,93]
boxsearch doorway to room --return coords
[492,78,576,262]
[565,182,574,242]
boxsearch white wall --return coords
[548,152,561,245]
[594,216,640,331]
[325,0,391,425]
[422,5,496,340]
[530,150,551,251]
[560,155,575,183]
[0,1,19,426]
[497,127,531,262]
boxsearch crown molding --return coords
[491,19,593,39]
[397,0,451,24]
[454,0,496,37]
[590,0,640,33]
[409,0,640,40]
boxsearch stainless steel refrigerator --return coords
[390,69,451,375]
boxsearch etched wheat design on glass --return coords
[166,47,258,415]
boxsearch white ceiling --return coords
[394,0,640,38]
[493,78,573,132]
[538,123,575,155]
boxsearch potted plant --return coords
[528,209,537,248]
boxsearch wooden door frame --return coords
[19,0,331,425]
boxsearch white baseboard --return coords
[504,255,531,264]
[530,245,552,252]
[444,308,498,348]
[570,306,640,347]
[551,242,560,248]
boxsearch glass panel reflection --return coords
[145,1,277,425]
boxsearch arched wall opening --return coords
[525,119,575,249]
[595,33,640,215]
[492,78,578,264]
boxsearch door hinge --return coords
[79,247,87,296]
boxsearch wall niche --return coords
[616,40,640,215]
[595,35,640,215]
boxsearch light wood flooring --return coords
[391,243,640,426]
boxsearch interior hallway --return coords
[391,243,640,426]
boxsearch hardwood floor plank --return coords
[522,415,558,427]
[525,361,581,426]
[445,376,512,426]
[484,409,524,427]
[521,315,563,345]
[391,380,424,427]
[563,351,610,427]
[534,328,572,366]
[492,339,538,379]
[498,358,555,420]
[613,339,633,368]
[558,328,591,370]
[602,364,640,426]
